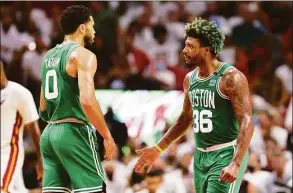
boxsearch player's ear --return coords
[203,47,210,58]
[79,24,86,34]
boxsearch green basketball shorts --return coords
[194,145,249,193]
[40,122,106,193]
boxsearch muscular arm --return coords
[75,48,112,139]
[156,73,193,151]
[221,69,254,166]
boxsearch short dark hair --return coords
[60,5,92,35]
[152,24,167,40]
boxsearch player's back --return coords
[41,41,88,123]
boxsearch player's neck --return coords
[64,34,85,47]
[197,59,221,78]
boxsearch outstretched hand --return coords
[134,147,160,174]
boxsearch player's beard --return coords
[83,33,94,47]
[185,53,203,69]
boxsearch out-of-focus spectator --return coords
[275,50,292,95]
[105,108,128,159]
[267,144,292,190]
[231,2,265,48]
[167,48,191,90]
[148,24,179,88]
[243,152,275,193]
[90,1,119,73]
[103,146,128,193]
[22,33,47,102]
[136,169,165,193]
[122,31,151,75]
[251,63,289,107]
[48,5,63,48]
[251,110,288,153]
[1,5,25,65]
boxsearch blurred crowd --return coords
[1,1,292,193]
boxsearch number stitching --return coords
[193,110,213,133]
[45,69,59,99]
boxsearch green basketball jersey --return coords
[188,63,239,148]
[40,42,89,123]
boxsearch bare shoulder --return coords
[70,47,96,63]
[183,71,193,93]
[221,67,248,93]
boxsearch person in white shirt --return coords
[275,50,292,95]
[136,169,165,193]
[250,110,288,155]
[243,152,275,193]
[268,144,292,189]
[103,147,128,193]
[1,8,25,65]
[0,62,43,193]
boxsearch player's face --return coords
[182,37,205,68]
[84,16,95,45]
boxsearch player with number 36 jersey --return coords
[135,18,254,193]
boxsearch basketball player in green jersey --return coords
[39,5,116,193]
[135,18,254,193]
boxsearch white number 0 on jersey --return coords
[193,110,213,133]
[45,69,59,100]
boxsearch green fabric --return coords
[188,63,239,148]
[194,146,249,193]
[39,108,49,121]
[40,42,89,123]
[40,122,105,191]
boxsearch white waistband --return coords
[196,139,237,152]
[48,118,85,125]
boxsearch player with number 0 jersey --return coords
[39,5,116,193]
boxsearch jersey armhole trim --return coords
[62,45,80,80]
[216,76,230,100]
[216,66,234,100]
[188,69,197,90]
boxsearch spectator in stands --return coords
[103,146,128,193]
[267,144,292,190]
[22,33,47,103]
[148,24,179,88]
[105,107,128,159]
[122,31,151,75]
[167,44,191,90]
[251,110,288,154]
[243,152,275,193]
[136,169,165,193]
[275,49,292,96]
[1,5,24,65]
[90,1,119,73]
[231,2,265,48]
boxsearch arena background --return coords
[1,1,292,193]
